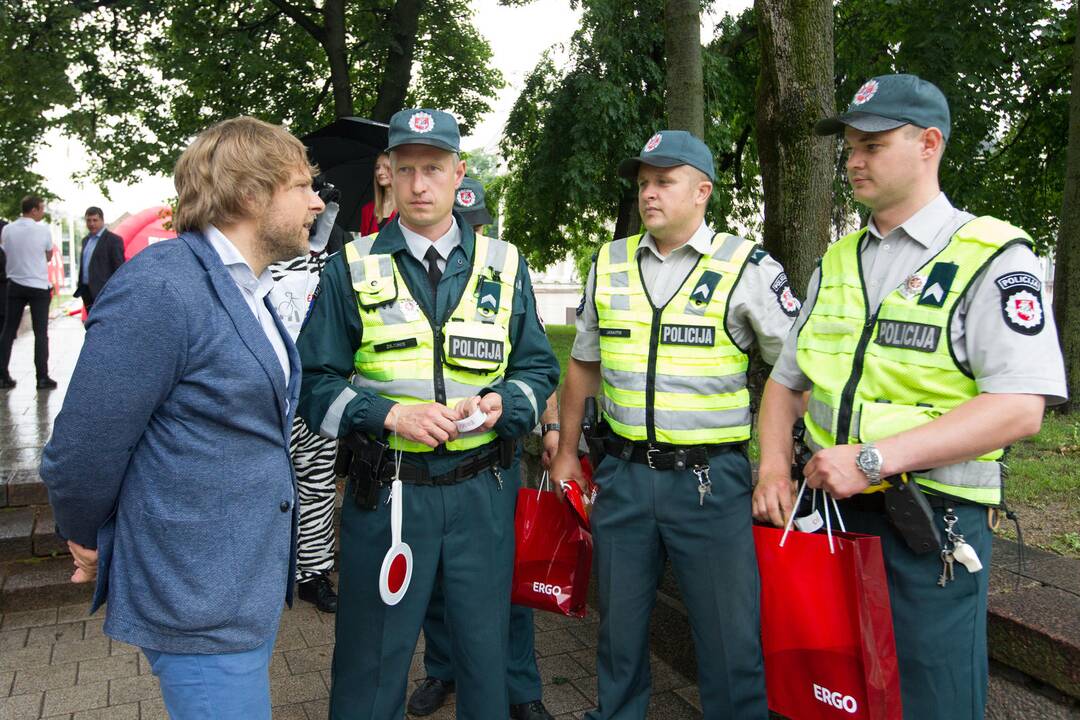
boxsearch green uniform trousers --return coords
[834,500,992,720]
[585,447,767,720]
[421,467,543,705]
[329,464,516,720]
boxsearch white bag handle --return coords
[779,479,847,554]
[536,470,550,500]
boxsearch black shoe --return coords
[510,700,555,720]
[407,677,455,716]
[0,377,15,389]
[36,377,57,390]
[296,575,337,613]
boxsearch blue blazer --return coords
[41,231,301,654]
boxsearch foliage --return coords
[0,0,502,213]
[501,0,1073,270]
[832,0,1074,255]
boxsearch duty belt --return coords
[376,443,506,486]
[603,435,744,471]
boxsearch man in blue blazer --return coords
[41,116,324,720]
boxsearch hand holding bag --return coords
[511,473,593,618]
[754,482,902,720]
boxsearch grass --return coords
[545,323,1079,556]
[998,411,1080,557]
[546,324,576,386]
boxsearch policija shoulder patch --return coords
[770,272,801,318]
[996,271,1044,335]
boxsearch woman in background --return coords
[359,151,396,235]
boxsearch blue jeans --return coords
[141,634,276,720]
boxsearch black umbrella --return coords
[302,117,389,232]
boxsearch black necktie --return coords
[425,246,443,294]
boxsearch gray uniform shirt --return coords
[572,221,798,365]
[770,193,1068,404]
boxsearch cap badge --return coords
[852,79,879,106]
[408,111,434,133]
[456,189,477,207]
[644,133,662,152]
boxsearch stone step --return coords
[1,555,93,612]
[0,503,66,562]
[1,464,49,507]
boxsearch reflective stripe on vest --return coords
[796,216,1034,506]
[343,231,519,453]
[594,232,754,445]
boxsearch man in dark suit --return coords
[75,206,125,311]
[42,116,324,720]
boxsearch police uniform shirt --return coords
[572,221,798,365]
[770,193,1068,403]
[400,220,461,273]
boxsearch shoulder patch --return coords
[769,272,801,318]
[576,292,586,317]
[996,271,1044,335]
[748,247,769,265]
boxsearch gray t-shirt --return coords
[770,193,1068,404]
[572,221,798,365]
[1,217,54,290]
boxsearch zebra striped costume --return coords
[269,204,340,582]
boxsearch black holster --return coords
[340,432,389,511]
[791,419,813,482]
[581,396,606,469]
[883,475,942,554]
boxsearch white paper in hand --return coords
[455,408,488,433]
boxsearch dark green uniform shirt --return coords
[297,214,559,475]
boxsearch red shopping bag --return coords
[754,521,902,720]
[511,480,593,617]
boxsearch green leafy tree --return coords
[0,0,503,211]
[500,1,762,270]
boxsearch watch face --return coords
[858,446,881,473]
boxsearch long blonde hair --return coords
[174,116,314,233]
[372,151,393,222]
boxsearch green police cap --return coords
[454,177,493,227]
[387,108,460,153]
[617,130,716,182]
[815,74,951,142]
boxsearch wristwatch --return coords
[541,423,561,435]
[855,443,884,485]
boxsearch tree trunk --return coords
[614,188,642,239]
[753,0,835,297]
[664,0,703,138]
[371,0,425,123]
[323,0,353,118]
[1052,2,1080,413]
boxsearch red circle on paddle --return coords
[388,553,409,593]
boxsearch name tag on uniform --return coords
[374,338,418,353]
[599,327,631,338]
[448,336,505,362]
[660,324,715,347]
[874,320,941,353]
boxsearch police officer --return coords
[754,74,1068,719]
[552,130,798,719]
[297,108,559,720]
[407,175,554,720]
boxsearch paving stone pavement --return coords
[1,316,704,719]
[0,597,704,719]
